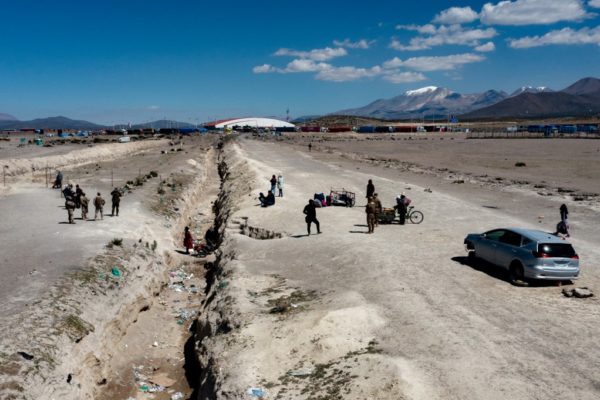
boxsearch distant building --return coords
[204,117,295,130]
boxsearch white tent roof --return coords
[214,117,295,129]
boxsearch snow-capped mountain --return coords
[334,86,508,120]
[509,86,554,97]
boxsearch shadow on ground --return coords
[451,256,572,287]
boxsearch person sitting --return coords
[259,190,276,207]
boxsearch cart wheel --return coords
[409,211,424,224]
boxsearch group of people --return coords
[365,179,411,233]
[55,172,122,224]
[259,174,284,207]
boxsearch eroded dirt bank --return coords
[0,136,220,399]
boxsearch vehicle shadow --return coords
[452,256,512,284]
[451,256,571,287]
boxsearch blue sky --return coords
[1,0,600,124]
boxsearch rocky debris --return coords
[562,287,594,298]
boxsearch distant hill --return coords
[461,78,600,120]
[334,86,508,120]
[130,119,195,129]
[292,115,322,123]
[0,116,104,130]
[0,113,17,121]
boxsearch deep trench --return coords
[182,142,231,400]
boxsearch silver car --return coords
[464,228,580,283]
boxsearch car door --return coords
[496,230,523,269]
[477,229,505,264]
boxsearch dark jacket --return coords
[366,182,375,198]
[111,189,121,204]
[303,203,317,220]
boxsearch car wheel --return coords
[509,262,528,286]
[467,250,476,262]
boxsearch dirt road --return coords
[203,138,600,400]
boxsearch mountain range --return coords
[0,116,196,130]
[333,77,600,121]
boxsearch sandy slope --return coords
[202,138,600,400]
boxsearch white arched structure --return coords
[210,117,295,129]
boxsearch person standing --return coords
[373,193,382,227]
[303,199,320,235]
[65,196,76,224]
[94,192,105,220]
[308,142,312,152]
[396,194,410,225]
[270,175,277,194]
[80,192,89,220]
[111,188,122,216]
[53,170,63,189]
[277,174,284,197]
[560,204,569,222]
[183,226,193,254]
[366,196,377,233]
[366,179,375,199]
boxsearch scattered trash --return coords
[218,281,229,289]
[18,351,34,360]
[139,383,164,393]
[288,367,314,377]
[152,341,159,347]
[424,188,432,193]
[171,392,184,400]
[247,387,266,398]
[562,287,594,298]
[111,266,121,278]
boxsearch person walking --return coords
[183,226,193,254]
[270,175,277,194]
[366,179,375,199]
[303,199,321,235]
[366,196,377,233]
[94,192,105,220]
[65,196,76,224]
[277,174,284,197]
[373,193,382,227]
[80,192,89,220]
[111,188,122,216]
[75,184,83,208]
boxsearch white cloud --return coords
[433,6,479,24]
[384,53,486,71]
[509,25,600,48]
[383,71,427,84]
[147,105,160,110]
[591,0,600,8]
[391,25,497,50]
[283,59,332,73]
[316,66,382,82]
[396,24,437,34]
[274,47,347,61]
[253,64,277,73]
[475,41,496,52]
[480,0,588,25]
[333,38,373,49]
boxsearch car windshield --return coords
[538,243,576,258]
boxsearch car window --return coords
[539,243,576,258]
[499,231,522,247]
[521,237,532,247]
[484,230,505,242]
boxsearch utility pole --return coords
[111,168,114,188]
